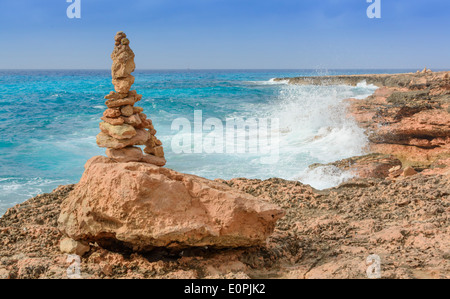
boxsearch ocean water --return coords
[0,69,413,215]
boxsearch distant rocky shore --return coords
[0,70,449,279]
[278,69,450,175]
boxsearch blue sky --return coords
[1,0,449,69]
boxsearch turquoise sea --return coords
[0,69,419,215]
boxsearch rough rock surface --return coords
[275,71,450,89]
[59,237,90,256]
[105,147,144,163]
[345,72,450,169]
[277,71,450,171]
[309,153,402,179]
[96,130,149,149]
[99,122,136,140]
[57,156,285,251]
[1,173,448,279]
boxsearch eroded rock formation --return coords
[345,71,450,170]
[277,71,450,173]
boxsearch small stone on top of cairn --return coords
[96,31,166,166]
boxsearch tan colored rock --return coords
[145,135,157,148]
[402,166,418,177]
[112,75,135,93]
[0,268,10,279]
[146,138,155,148]
[111,33,135,79]
[103,108,121,118]
[128,90,137,96]
[58,157,285,251]
[372,110,450,147]
[104,91,128,100]
[136,119,153,129]
[343,72,450,170]
[122,114,142,127]
[309,153,402,179]
[421,157,450,175]
[100,116,124,126]
[0,268,11,279]
[106,147,143,163]
[120,105,134,117]
[154,138,162,146]
[83,155,110,170]
[144,146,154,155]
[114,31,126,45]
[96,130,150,149]
[141,155,166,166]
[133,106,144,114]
[105,96,136,108]
[388,165,403,178]
[99,122,136,140]
[59,237,90,256]
[389,165,401,172]
[155,146,164,157]
[144,146,164,158]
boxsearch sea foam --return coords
[222,80,376,189]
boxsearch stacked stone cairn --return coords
[96,32,166,166]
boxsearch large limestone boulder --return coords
[58,156,284,251]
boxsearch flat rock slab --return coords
[96,129,149,149]
[58,156,284,251]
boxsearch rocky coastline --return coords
[283,70,450,174]
[0,70,449,279]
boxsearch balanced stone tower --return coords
[58,32,284,254]
[96,31,166,166]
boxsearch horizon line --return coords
[1,67,448,71]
